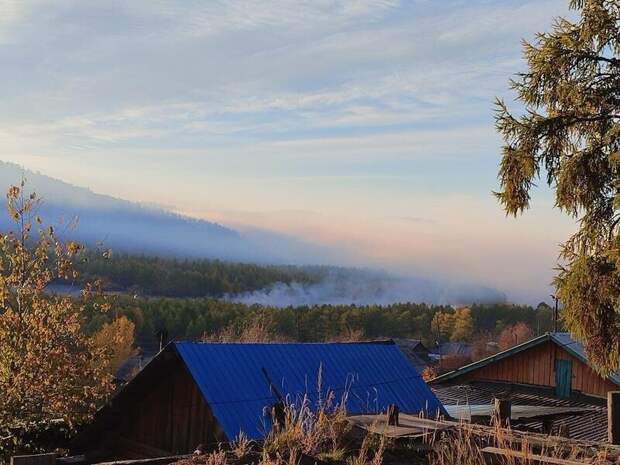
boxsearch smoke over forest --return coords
[228,270,506,307]
[1,161,507,306]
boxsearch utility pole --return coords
[155,328,169,352]
[550,294,559,333]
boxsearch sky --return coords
[1,0,578,303]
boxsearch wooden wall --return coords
[463,340,616,398]
[555,348,616,398]
[118,361,226,456]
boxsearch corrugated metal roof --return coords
[431,342,473,357]
[433,381,608,442]
[174,341,446,440]
[394,339,431,372]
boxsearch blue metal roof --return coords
[173,341,446,440]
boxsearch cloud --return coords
[0,0,33,43]
[140,0,400,38]
[0,0,569,150]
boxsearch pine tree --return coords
[495,0,620,372]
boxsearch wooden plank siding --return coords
[462,341,616,398]
[118,362,225,456]
[10,454,56,465]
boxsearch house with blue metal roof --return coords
[75,340,445,459]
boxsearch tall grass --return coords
[262,391,351,462]
[425,417,613,465]
[175,415,615,465]
[174,385,382,465]
[173,377,617,465]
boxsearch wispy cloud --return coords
[140,0,400,38]
[0,0,31,42]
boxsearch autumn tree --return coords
[202,316,290,342]
[92,315,137,375]
[471,332,498,361]
[497,322,533,351]
[450,307,474,342]
[0,183,114,449]
[431,311,454,342]
[495,0,620,372]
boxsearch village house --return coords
[393,338,432,372]
[430,332,620,442]
[74,340,445,460]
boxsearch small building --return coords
[76,340,445,459]
[393,338,432,372]
[430,332,620,442]
[430,341,473,359]
[432,332,619,399]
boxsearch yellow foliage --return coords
[0,183,114,430]
[203,318,288,342]
[432,307,474,342]
[92,316,137,375]
[451,307,474,342]
[431,311,454,341]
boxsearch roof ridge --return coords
[431,332,620,387]
[174,339,396,345]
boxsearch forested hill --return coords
[0,161,328,264]
[77,253,324,297]
[0,162,247,255]
[75,253,507,304]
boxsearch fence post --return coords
[493,398,511,426]
[387,404,399,426]
[542,418,553,435]
[609,391,620,445]
[271,401,286,432]
[558,422,571,439]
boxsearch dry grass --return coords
[173,371,618,465]
[205,449,228,465]
[174,413,618,465]
[346,434,386,465]
[230,432,254,460]
[176,383,391,465]
[262,392,351,461]
[425,418,616,465]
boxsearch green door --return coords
[555,359,572,398]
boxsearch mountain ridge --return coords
[0,161,272,260]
